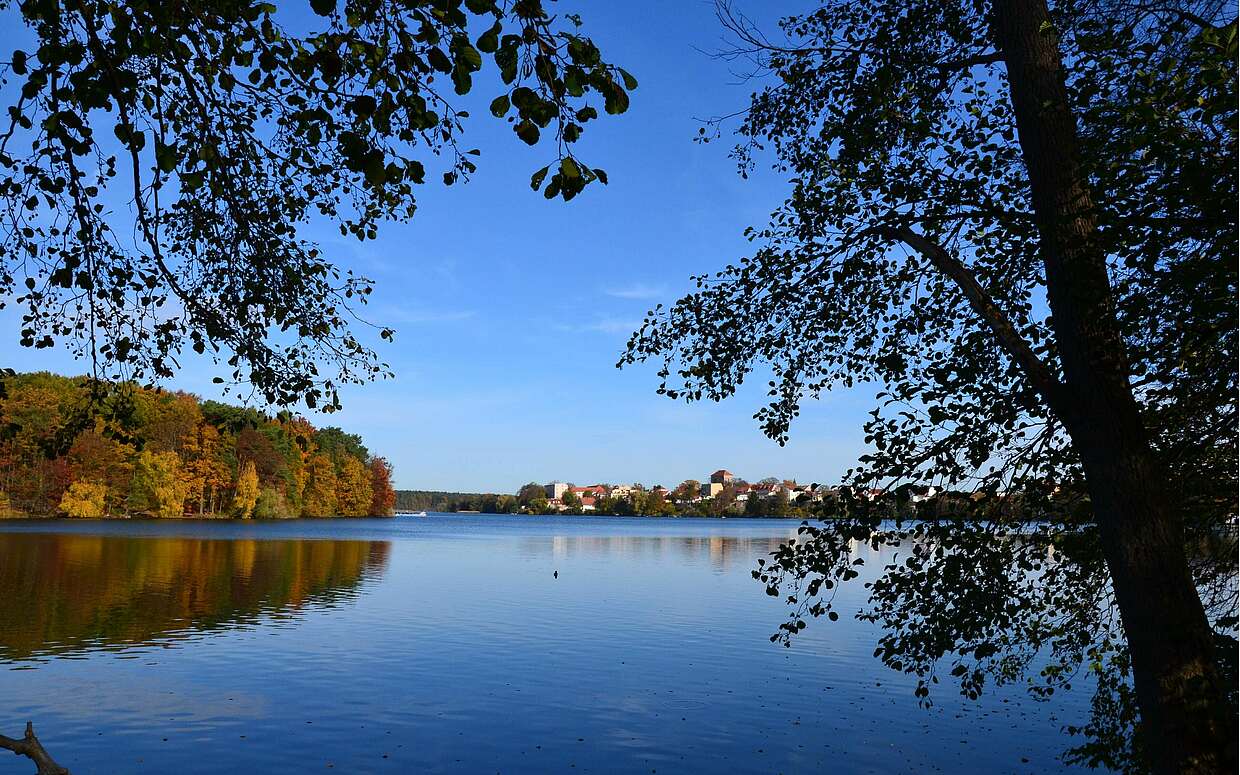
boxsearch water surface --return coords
[0,516,1096,773]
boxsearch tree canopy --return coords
[0,0,633,410]
[621,0,1236,771]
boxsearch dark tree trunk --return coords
[990,0,1237,772]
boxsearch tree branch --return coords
[934,51,1005,71]
[0,722,71,775]
[889,224,1068,413]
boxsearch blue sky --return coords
[0,1,877,492]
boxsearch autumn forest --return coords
[0,372,396,518]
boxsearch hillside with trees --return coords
[0,372,395,518]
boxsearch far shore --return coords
[0,511,806,522]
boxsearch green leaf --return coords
[457,43,483,72]
[618,68,638,90]
[560,157,581,179]
[155,143,178,173]
[530,166,549,190]
[309,0,335,16]
[427,47,452,74]
[477,23,501,54]
[495,41,519,84]
[349,95,377,117]
[603,84,629,115]
[113,124,146,151]
[489,94,510,117]
[514,119,539,145]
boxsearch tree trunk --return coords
[989,0,1237,772]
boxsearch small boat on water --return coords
[413,511,428,517]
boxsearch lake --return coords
[0,515,1098,773]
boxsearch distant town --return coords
[394,468,966,518]
[538,469,835,513]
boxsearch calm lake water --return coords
[0,515,1099,774]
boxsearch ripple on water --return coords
[0,516,1101,774]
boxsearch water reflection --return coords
[0,533,389,661]
[535,531,797,572]
[0,519,1097,774]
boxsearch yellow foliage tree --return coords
[131,450,192,517]
[183,422,231,515]
[59,481,108,518]
[335,455,372,517]
[300,454,337,517]
[233,460,259,518]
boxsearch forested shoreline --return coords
[397,489,815,518]
[0,372,395,518]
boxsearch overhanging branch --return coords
[889,224,1068,414]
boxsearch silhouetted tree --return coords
[622,1,1236,771]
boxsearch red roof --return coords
[711,469,733,477]
[581,496,596,506]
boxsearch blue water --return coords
[0,515,1096,773]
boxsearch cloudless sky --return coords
[0,1,878,492]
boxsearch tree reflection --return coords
[0,534,389,660]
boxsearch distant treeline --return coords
[394,487,812,518]
[394,490,492,512]
[397,482,1078,521]
[0,372,395,518]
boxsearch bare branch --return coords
[0,722,71,775]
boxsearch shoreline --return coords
[0,512,802,523]
[0,513,397,521]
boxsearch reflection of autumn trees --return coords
[0,372,396,517]
[0,534,389,660]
